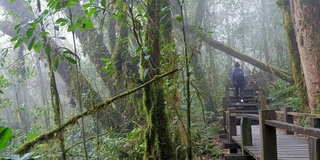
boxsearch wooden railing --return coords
[226,106,320,160]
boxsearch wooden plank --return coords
[311,118,320,128]
[219,134,227,139]
[308,137,320,160]
[241,117,252,155]
[259,110,277,160]
[258,91,266,109]
[265,120,320,138]
[228,109,237,142]
[228,108,237,153]
[232,125,310,160]
[234,114,259,121]
[284,106,293,135]
[224,154,255,160]
[287,112,320,119]
[223,142,241,149]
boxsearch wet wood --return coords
[259,109,277,160]
[265,120,320,138]
[224,154,255,160]
[232,126,310,160]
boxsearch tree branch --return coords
[173,21,294,83]
[13,68,180,155]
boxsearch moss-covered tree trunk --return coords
[279,0,309,112]
[181,23,294,83]
[141,0,175,159]
[292,0,320,113]
[260,0,270,63]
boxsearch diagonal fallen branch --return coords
[185,24,294,83]
[13,68,180,155]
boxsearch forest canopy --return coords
[0,0,318,159]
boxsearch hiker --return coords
[232,62,246,104]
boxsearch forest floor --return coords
[195,118,227,160]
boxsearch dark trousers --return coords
[234,84,244,102]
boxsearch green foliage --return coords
[0,126,12,152]
[100,57,115,77]
[268,80,301,111]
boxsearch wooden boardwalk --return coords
[233,125,309,160]
[221,85,320,160]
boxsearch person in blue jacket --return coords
[232,62,246,104]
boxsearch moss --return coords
[276,0,284,8]
[13,70,178,155]
[281,0,309,112]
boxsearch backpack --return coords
[234,69,245,84]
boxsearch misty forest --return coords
[0,0,319,159]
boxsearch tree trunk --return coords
[181,23,293,83]
[279,0,309,112]
[142,0,175,159]
[260,0,270,63]
[292,0,320,113]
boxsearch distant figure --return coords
[232,62,246,104]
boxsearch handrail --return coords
[265,120,320,138]
[276,110,320,119]
[226,108,320,160]
[231,113,259,121]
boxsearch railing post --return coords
[241,117,252,155]
[227,108,237,153]
[259,109,277,160]
[311,118,320,128]
[308,137,320,160]
[309,117,320,160]
[258,91,266,109]
[222,97,227,129]
[284,106,293,135]
[225,85,230,106]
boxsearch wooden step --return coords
[229,103,259,107]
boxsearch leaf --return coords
[38,10,49,19]
[34,41,42,52]
[137,5,143,14]
[44,43,51,54]
[63,50,72,55]
[10,35,20,42]
[54,57,59,70]
[142,46,153,52]
[28,37,36,51]
[68,19,82,31]
[27,133,38,140]
[0,90,3,94]
[107,67,114,77]
[175,15,182,23]
[0,126,12,152]
[144,68,149,79]
[101,57,110,63]
[101,0,106,7]
[64,56,77,64]
[13,38,24,49]
[26,28,34,39]
[160,6,170,13]
[10,0,16,4]
[55,18,68,26]
[56,1,68,10]
[84,20,93,29]
[14,22,24,33]
[87,8,97,17]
